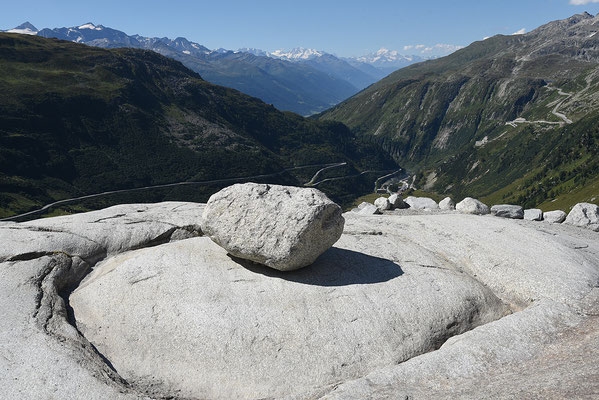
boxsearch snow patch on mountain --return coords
[78,23,104,31]
[271,47,325,60]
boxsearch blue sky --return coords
[2,0,599,57]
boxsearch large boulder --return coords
[388,193,408,209]
[524,208,543,221]
[564,203,599,231]
[201,183,344,271]
[405,196,439,210]
[374,196,391,212]
[439,197,456,211]
[544,210,567,224]
[491,204,524,219]
[456,197,490,215]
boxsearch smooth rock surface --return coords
[374,196,391,212]
[388,194,407,209]
[404,196,439,210]
[564,202,599,231]
[491,204,524,219]
[2,203,599,400]
[456,197,490,215]
[439,197,455,211]
[524,208,544,221]
[201,183,344,271]
[0,202,205,400]
[71,235,505,399]
[544,210,567,224]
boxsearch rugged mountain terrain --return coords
[32,23,357,115]
[320,12,599,210]
[0,33,396,218]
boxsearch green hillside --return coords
[0,33,396,218]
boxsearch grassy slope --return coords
[0,33,396,217]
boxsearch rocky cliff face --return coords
[319,13,599,210]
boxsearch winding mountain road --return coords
[1,162,351,221]
[506,85,573,128]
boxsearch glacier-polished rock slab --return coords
[70,236,506,399]
[1,203,599,399]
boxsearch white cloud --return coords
[570,0,599,4]
[401,43,464,55]
[512,28,526,35]
[483,36,491,40]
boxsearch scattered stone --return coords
[491,204,524,219]
[439,197,456,211]
[374,197,392,212]
[358,203,381,215]
[405,196,439,210]
[456,197,490,215]
[357,202,370,210]
[544,210,567,224]
[524,209,543,221]
[564,203,599,231]
[201,183,344,271]
[388,193,408,209]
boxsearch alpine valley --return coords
[2,22,431,116]
[319,12,599,211]
[0,33,397,217]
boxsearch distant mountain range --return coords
[1,22,434,115]
[320,12,599,211]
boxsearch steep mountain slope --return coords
[0,33,396,217]
[34,23,358,115]
[320,12,599,210]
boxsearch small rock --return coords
[388,194,408,209]
[439,197,455,211]
[564,203,599,231]
[358,203,381,215]
[357,202,370,210]
[201,183,344,271]
[374,197,392,212]
[491,205,524,219]
[405,196,439,210]
[456,197,490,215]
[524,209,543,221]
[543,210,567,224]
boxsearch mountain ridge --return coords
[319,12,599,210]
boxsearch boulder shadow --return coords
[229,247,403,287]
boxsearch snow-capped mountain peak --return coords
[4,21,39,35]
[270,47,325,60]
[357,48,414,64]
[78,23,104,31]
